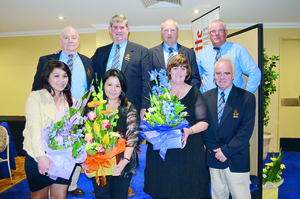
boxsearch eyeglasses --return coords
[210,29,225,35]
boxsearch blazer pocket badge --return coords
[125,54,130,61]
[87,68,91,78]
[233,109,239,118]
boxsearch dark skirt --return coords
[25,153,71,192]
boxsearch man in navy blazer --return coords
[31,26,94,197]
[149,19,201,88]
[92,14,151,120]
[202,57,255,199]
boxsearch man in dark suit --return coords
[149,19,201,88]
[91,14,151,197]
[32,26,94,197]
[92,14,151,120]
[202,57,255,199]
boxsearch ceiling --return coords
[1,0,300,37]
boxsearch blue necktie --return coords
[214,47,221,63]
[167,47,174,64]
[217,92,225,126]
[67,55,73,73]
[112,44,120,69]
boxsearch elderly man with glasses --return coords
[197,19,261,94]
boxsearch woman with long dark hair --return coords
[23,60,73,199]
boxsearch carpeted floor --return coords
[0,145,299,198]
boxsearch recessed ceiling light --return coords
[57,16,65,20]
[193,10,200,14]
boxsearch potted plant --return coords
[263,149,285,198]
[263,48,279,160]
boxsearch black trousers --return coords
[92,174,133,199]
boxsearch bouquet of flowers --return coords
[263,149,286,189]
[41,87,93,180]
[83,81,126,187]
[140,69,189,161]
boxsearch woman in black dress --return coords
[144,54,211,199]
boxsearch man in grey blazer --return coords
[149,19,201,88]
[202,57,255,199]
[32,26,94,197]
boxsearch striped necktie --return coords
[217,92,225,126]
[214,47,221,63]
[167,47,174,64]
[112,44,120,69]
[67,55,73,73]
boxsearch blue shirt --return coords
[106,41,128,71]
[163,43,178,67]
[60,51,87,99]
[197,41,261,93]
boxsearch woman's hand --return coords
[111,159,129,176]
[181,127,192,149]
[37,156,54,176]
[81,164,93,177]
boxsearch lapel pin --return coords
[125,54,130,61]
[233,109,239,118]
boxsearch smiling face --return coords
[109,21,129,44]
[48,68,69,95]
[59,27,80,55]
[214,60,235,91]
[161,19,179,47]
[169,65,187,85]
[209,21,228,48]
[104,76,122,102]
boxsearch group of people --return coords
[23,13,261,199]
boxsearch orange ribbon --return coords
[84,138,126,187]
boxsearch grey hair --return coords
[214,57,235,74]
[161,19,178,30]
[209,19,227,30]
[109,14,128,28]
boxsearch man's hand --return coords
[214,148,227,162]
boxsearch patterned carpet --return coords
[0,145,299,198]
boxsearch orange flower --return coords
[88,101,101,107]
[99,110,113,114]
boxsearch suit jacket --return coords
[32,52,94,91]
[23,89,59,161]
[202,85,255,172]
[91,41,151,113]
[149,43,201,89]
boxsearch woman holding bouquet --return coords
[144,54,211,199]
[23,60,73,198]
[89,69,140,199]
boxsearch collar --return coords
[61,51,79,59]
[163,42,178,52]
[113,40,127,49]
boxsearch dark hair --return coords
[40,60,73,107]
[166,54,192,81]
[102,69,128,107]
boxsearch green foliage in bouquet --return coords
[263,149,285,185]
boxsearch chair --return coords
[0,125,13,184]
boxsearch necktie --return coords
[214,47,221,63]
[67,55,73,73]
[112,44,120,69]
[167,47,174,64]
[217,92,225,126]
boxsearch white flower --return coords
[280,164,286,169]
[263,174,267,178]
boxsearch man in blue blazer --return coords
[149,19,201,89]
[31,26,94,197]
[202,57,255,199]
[92,14,151,120]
